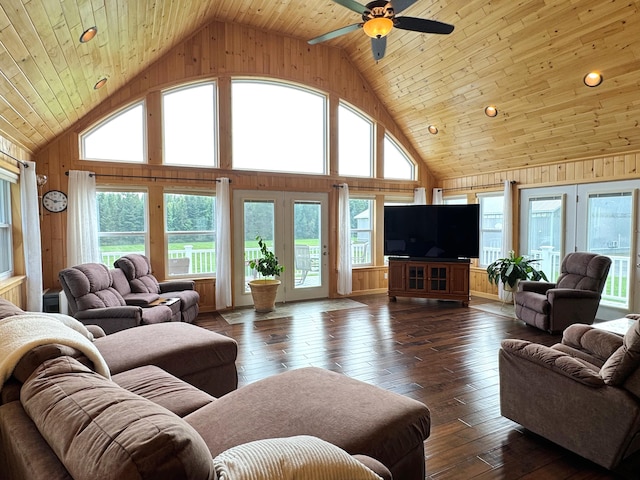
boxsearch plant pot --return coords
[247,279,281,313]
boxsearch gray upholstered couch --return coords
[499,317,640,469]
[0,299,432,480]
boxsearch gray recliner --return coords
[514,252,612,333]
[499,318,640,470]
[114,254,200,323]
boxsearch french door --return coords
[233,190,329,307]
[520,180,639,318]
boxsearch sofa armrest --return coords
[562,324,623,363]
[518,280,555,294]
[85,325,107,339]
[500,339,604,387]
[159,280,195,292]
[547,288,600,301]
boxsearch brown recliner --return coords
[514,252,612,333]
[499,318,640,470]
[114,254,200,323]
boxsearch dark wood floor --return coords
[194,294,638,479]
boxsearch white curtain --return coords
[67,170,100,266]
[215,178,232,309]
[413,187,427,205]
[20,162,43,311]
[337,183,352,295]
[499,180,514,301]
[431,188,443,205]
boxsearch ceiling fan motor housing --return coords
[363,1,395,22]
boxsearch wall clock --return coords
[42,190,68,213]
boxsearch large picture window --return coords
[478,194,504,267]
[384,134,415,180]
[163,83,217,167]
[97,190,148,266]
[165,192,216,276]
[338,103,373,177]
[349,198,374,266]
[81,103,145,163]
[232,80,326,174]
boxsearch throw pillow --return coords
[213,435,382,480]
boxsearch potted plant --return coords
[247,236,285,312]
[486,250,548,292]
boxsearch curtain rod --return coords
[332,184,416,192]
[440,180,515,193]
[65,171,231,183]
[0,149,29,168]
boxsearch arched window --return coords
[81,102,145,163]
[384,134,415,180]
[163,82,217,166]
[231,80,326,174]
[338,102,373,177]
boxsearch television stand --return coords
[387,257,470,306]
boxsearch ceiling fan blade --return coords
[390,0,419,14]
[371,37,387,61]
[394,17,454,34]
[332,0,368,14]
[308,23,362,45]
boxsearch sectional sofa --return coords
[0,298,432,479]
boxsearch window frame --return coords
[162,82,218,168]
[164,190,216,277]
[96,188,150,266]
[0,171,16,280]
[80,101,147,163]
[338,101,374,178]
[477,192,504,267]
[349,197,374,267]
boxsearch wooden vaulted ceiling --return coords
[0,0,638,180]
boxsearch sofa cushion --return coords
[112,365,215,417]
[60,263,127,309]
[212,435,382,480]
[13,344,90,383]
[601,319,640,385]
[21,356,215,480]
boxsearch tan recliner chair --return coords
[499,317,640,470]
[514,252,612,333]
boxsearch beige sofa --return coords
[499,317,640,469]
[0,299,431,480]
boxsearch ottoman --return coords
[94,322,238,397]
[185,367,431,479]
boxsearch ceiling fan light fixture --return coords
[583,72,603,87]
[484,105,498,117]
[363,17,393,38]
[428,125,438,134]
[79,26,98,43]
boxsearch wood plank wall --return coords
[32,20,431,312]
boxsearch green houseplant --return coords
[247,236,285,312]
[486,250,548,291]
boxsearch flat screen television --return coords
[384,204,480,259]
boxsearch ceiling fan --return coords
[308,0,454,61]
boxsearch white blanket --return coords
[0,313,110,390]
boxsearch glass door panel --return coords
[524,195,564,281]
[293,201,322,289]
[243,199,275,293]
[585,192,633,309]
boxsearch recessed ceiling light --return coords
[428,125,438,134]
[79,26,98,43]
[583,72,603,87]
[484,105,498,117]
[94,78,108,90]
